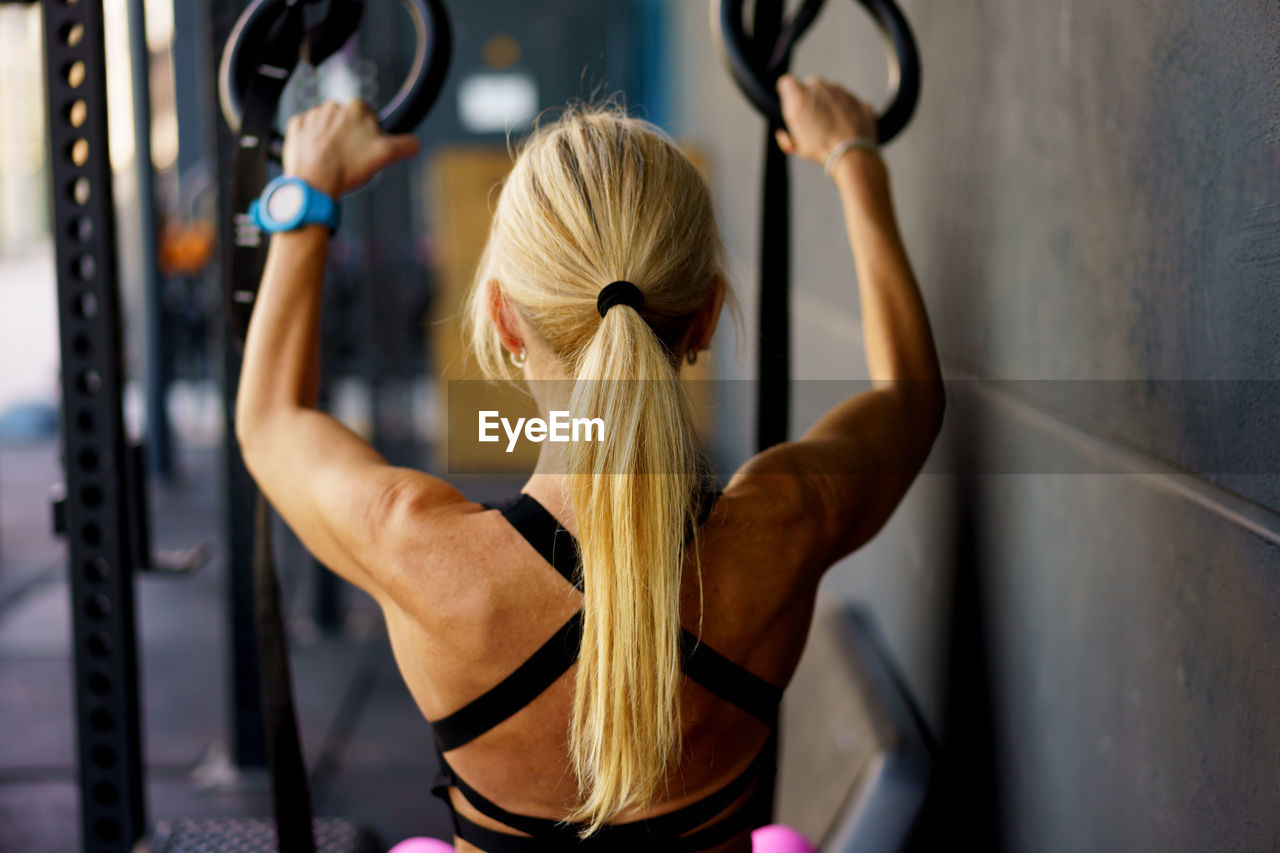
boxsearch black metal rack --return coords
[39,0,147,849]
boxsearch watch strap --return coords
[301,184,340,232]
[250,176,341,233]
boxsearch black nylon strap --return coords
[498,495,582,589]
[229,5,365,850]
[447,813,554,853]
[747,1,789,827]
[447,762,579,841]
[763,0,826,74]
[253,495,316,853]
[303,0,363,67]
[236,5,313,845]
[665,794,765,852]
[432,612,584,752]
[447,739,766,842]
[447,793,762,853]
[444,744,767,851]
[680,629,782,727]
[227,3,306,341]
[752,0,791,454]
[495,485,721,591]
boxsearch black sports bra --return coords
[427,488,783,852]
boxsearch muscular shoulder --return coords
[707,459,833,618]
[720,443,841,578]
[372,484,579,633]
[365,476,491,613]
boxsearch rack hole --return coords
[84,557,110,582]
[73,333,92,357]
[77,369,101,394]
[86,593,110,619]
[76,409,95,434]
[74,292,98,318]
[81,483,102,506]
[70,215,93,242]
[78,447,100,470]
[74,254,95,281]
[68,138,89,167]
[87,671,111,695]
[70,176,90,205]
[64,60,85,89]
[62,22,85,47]
[67,99,87,129]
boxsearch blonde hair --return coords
[463,105,733,832]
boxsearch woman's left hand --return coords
[281,99,422,198]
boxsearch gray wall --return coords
[670,1,1280,849]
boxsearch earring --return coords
[686,349,699,366]
[509,347,526,368]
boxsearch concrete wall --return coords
[670,1,1280,848]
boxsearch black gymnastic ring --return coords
[715,0,920,144]
[218,0,451,155]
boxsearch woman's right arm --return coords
[728,74,945,571]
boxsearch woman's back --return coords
[376,476,824,850]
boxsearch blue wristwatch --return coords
[249,175,341,233]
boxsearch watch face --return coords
[265,182,305,223]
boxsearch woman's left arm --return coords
[235,100,461,600]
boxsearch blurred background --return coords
[1,0,1278,851]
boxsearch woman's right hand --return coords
[773,74,878,166]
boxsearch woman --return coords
[236,73,944,852]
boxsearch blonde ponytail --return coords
[563,298,705,829]
[463,104,736,833]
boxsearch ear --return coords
[486,280,524,356]
[686,275,726,353]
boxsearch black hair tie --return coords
[597,280,645,318]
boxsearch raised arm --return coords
[728,74,945,571]
[234,100,461,599]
